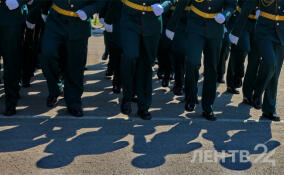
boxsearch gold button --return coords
[208,7,211,10]
[143,3,146,6]
[142,12,145,15]
[277,22,280,26]
[70,4,74,8]
[279,6,281,9]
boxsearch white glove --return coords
[214,13,225,24]
[165,29,175,40]
[76,10,87,21]
[224,26,228,33]
[229,33,239,45]
[151,4,164,16]
[99,18,105,24]
[104,23,113,33]
[41,14,47,22]
[256,10,260,19]
[27,0,34,5]
[26,21,35,30]
[5,0,19,10]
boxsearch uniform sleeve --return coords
[222,0,237,21]
[18,0,29,6]
[161,0,174,13]
[167,0,191,32]
[27,0,51,23]
[231,0,258,37]
[104,0,122,24]
[81,0,108,19]
[99,1,110,19]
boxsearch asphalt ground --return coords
[0,33,283,175]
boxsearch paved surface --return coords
[0,35,283,175]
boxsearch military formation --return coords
[0,0,283,122]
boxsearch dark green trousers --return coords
[217,34,230,78]
[172,28,187,87]
[157,33,173,80]
[121,29,160,111]
[185,33,222,113]
[242,38,261,99]
[0,25,23,107]
[40,26,88,110]
[105,32,122,86]
[255,39,284,114]
[22,20,45,82]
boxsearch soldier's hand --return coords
[26,21,35,30]
[99,18,105,24]
[41,14,47,22]
[77,10,88,21]
[27,0,34,5]
[256,10,261,19]
[229,33,239,45]
[165,29,175,41]
[214,13,225,24]
[151,4,164,16]
[5,0,19,10]
[104,23,113,33]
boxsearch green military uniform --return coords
[157,9,174,87]
[231,0,284,121]
[0,0,29,116]
[99,2,113,77]
[168,0,236,120]
[105,0,173,120]
[226,1,260,94]
[171,6,189,95]
[101,1,123,93]
[217,24,231,83]
[22,2,51,88]
[29,0,106,117]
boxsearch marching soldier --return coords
[28,0,106,117]
[171,5,189,95]
[157,9,174,88]
[0,0,31,116]
[105,0,174,120]
[22,1,50,88]
[166,0,236,121]
[217,26,231,84]
[230,0,284,121]
[226,1,260,94]
[100,1,123,94]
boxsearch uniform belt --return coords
[52,4,79,17]
[190,5,219,19]
[170,6,191,11]
[121,0,153,12]
[260,11,284,21]
[236,6,257,20]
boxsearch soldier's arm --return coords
[167,0,191,32]
[222,0,237,22]
[161,0,174,13]
[231,0,258,37]
[27,0,51,23]
[99,1,110,19]
[81,0,108,19]
[18,0,31,6]
[104,0,122,24]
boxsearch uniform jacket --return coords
[105,0,174,36]
[29,0,107,40]
[0,0,29,26]
[232,0,284,46]
[167,0,237,39]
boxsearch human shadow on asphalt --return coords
[0,61,280,171]
[35,118,132,169]
[0,118,51,152]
